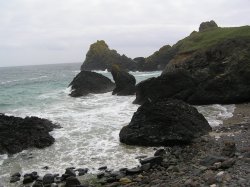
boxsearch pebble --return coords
[119,177,132,184]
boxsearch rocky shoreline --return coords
[4,104,249,187]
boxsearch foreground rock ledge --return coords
[0,114,60,154]
[69,70,115,97]
[120,99,211,146]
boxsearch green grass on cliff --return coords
[175,26,250,53]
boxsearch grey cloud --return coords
[0,0,249,67]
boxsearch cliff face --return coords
[134,23,250,105]
[80,22,250,73]
[81,40,137,71]
[141,21,250,72]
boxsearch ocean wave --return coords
[196,104,235,127]
[0,76,48,86]
[0,79,22,85]
[28,75,48,81]
[93,69,108,74]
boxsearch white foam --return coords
[0,154,8,166]
[93,69,108,73]
[0,79,22,85]
[196,104,235,127]
[28,76,48,81]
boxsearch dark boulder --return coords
[65,168,76,177]
[120,99,211,146]
[23,175,34,184]
[65,176,81,187]
[133,69,196,105]
[0,114,60,155]
[43,174,55,185]
[69,71,115,97]
[111,66,136,95]
[10,176,20,183]
[134,38,250,105]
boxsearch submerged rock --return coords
[69,70,115,97]
[111,66,136,95]
[120,99,211,146]
[0,114,60,154]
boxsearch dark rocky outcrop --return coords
[134,38,250,105]
[0,114,60,154]
[120,99,211,146]
[111,66,136,95]
[81,40,137,71]
[133,69,196,105]
[69,70,115,97]
[144,45,174,71]
[199,20,218,32]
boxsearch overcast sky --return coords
[0,0,249,67]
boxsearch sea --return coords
[0,63,235,186]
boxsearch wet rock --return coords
[43,174,55,185]
[65,168,76,177]
[23,175,34,184]
[33,181,43,187]
[61,173,71,181]
[141,163,151,171]
[31,171,39,180]
[68,71,115,97]
[111,66,136,95]
[10,172,21,183]
[221,141,236,157]
[10,176,20,183]
[135,155,147,159]
[220,158,236,169]
[106,177,118,183]
[65,176,81,187]
[0,114,60,154]
[97,172,105,179]
[126,167,142,175]
[110,171,125,180]
[120,99,211,146]
[98,166,107,171]
[200,155,227,166]
[11,172,21,178]
[76,168,88,176]
[140,156,163,166]
[54,176,62,183]
[154,149,166,157]
[42,166,49,170]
